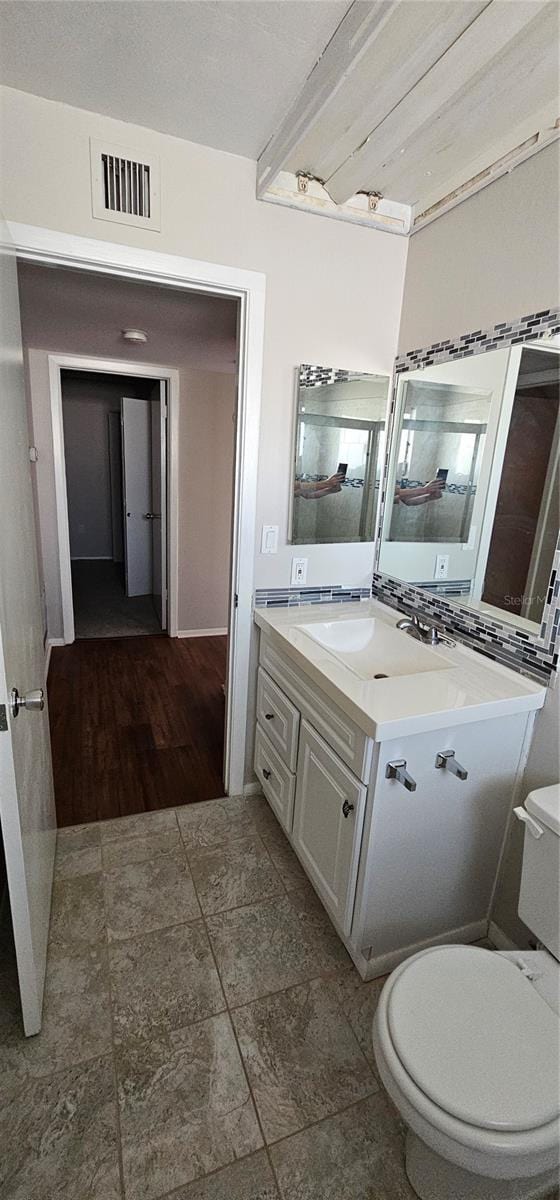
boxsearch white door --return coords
[293,720,367,936]
[121,396,152,597]
[150,383,167,628]
[107,411,124,563]
[0,218,57,1036]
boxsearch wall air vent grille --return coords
[90,139,160,230]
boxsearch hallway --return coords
[72,560,162,639]
[48,634,227,826]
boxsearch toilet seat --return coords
[386,945,559,1133]
[372,946,560,1180]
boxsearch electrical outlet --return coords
[434,554,449,580]
[291,557,308,586]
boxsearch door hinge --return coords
[234,593,238,608]
[0,705,8,732]
[162,403,168,419]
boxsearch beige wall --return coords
[25,349,235,637]
[397,145,560,947]
[398,141,559,354]
[179,368,235,633]
[0,86,407,592]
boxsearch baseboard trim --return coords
[359,919,488,981]
[242,781,263,796]
[45,637,65,677]
[177,628,228,638]
[488,920,519,951]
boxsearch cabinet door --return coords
[293,720,367,936]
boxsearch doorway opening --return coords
[61,368,168,639]
[14,240,262,816]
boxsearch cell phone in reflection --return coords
[337,462,348,478]
[436,468,449,482]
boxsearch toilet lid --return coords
[387,947,560,1132]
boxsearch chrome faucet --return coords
[396,613,455,648]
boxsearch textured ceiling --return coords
[0,0,349,158]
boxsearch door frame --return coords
[48,355,178,639]
[10,222,266,798]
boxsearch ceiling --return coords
[17,263,238,373]
[1,0,558,235]
[0,0,348,158]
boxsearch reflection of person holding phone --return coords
[395,470,446,506]
[295,463,347,500]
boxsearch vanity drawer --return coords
[257,667,300,771]
[259,635,373,783]
[254,723,296,832]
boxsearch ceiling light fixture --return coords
[122,328,148,344]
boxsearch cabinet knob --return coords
[264,712,275,720]
[342,799,354,818]
[262,768,271,780]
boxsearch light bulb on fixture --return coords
[122,328,148,344]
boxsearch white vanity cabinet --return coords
[254,631,533,980]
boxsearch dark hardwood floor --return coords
[48,634,228,826]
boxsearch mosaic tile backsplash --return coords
[255,586,371,608]
[299,365,370,389]
[394,308,560,373]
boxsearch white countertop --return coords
[253,598,546,741]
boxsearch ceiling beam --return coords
[256,0,489,199]
[257,1,393,197]
[326,0,553,204]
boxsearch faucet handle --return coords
[427,625,456,647]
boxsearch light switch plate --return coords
[291,557,308,586]
[261,525,278,554]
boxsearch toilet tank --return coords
[517,784,560,960]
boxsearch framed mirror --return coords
[377,339,560,634]
[290,365,390,545]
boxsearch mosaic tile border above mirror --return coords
[374,307,560,684]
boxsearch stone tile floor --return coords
[0,794,418,1200]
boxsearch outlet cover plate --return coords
[291,557,308,586]
[434,554,449,580]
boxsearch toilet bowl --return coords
[372,784,560,1200]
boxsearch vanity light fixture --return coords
[122,328,148,344]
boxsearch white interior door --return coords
[150,382,167,628]
[107,410,124,563]
[121,396,152,597]
[0,217,57,1036]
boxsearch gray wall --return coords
[397,143,560,947]
[399,142,559,354]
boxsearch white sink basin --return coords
[296,617,453,681]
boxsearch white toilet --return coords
[373,784,560,1200]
